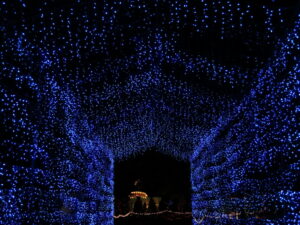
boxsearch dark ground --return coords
[115,212,192,225]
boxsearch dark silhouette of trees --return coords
[171,198,179,211]
[159,198,167,211]
[133,197,143,213]
[148,198,157,212]
[143,202,147,212]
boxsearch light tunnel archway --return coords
[0,0,299,225]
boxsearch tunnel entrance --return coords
[114,150,192,225]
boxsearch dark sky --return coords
[114,150,191,203]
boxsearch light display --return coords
[0,0,299,224]
[129,191,148,199]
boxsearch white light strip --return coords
[114,210,192,219]
[114,211,220,224]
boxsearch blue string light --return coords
[0,0,299,224]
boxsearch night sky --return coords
[114,150,190,205]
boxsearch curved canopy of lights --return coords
[0,0,299,224]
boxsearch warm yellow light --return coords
[129,191,148,199]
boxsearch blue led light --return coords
[0,0,299,224]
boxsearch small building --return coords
[128,191,150,211]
